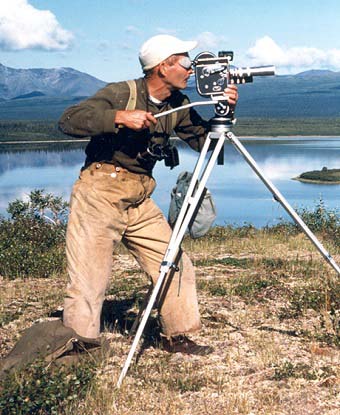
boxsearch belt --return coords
[86,162,152,181]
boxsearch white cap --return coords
[139,34,197,71]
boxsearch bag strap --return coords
[125,80,137,110]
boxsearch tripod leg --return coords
[128,284,153,336]
[116,131,226,388]
[226,131,340,275]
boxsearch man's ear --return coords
[158,61,167,77]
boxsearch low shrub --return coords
[266,199,340,246]
[0,190,68,279]
[0,359,96,415]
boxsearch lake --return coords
[0,137,339,227]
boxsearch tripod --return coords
[117,105,340,388]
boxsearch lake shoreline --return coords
[2,118,340,143]
[293,177,340,184]
[1,135,340,145]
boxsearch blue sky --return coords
[1,0,340,82]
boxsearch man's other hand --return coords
[223,84,238,106]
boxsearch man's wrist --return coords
[114,110,125,129]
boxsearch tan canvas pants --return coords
[63,162,201,338]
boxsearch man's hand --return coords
[115,110,157,131]
[223,84,238,106]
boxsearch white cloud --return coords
[246,36,340,73]
[195,32,228,51]
[155,27,178,36]
[0,0,73,51]
[125,25,142,36]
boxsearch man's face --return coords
[162,53,193,90]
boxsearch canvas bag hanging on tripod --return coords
[168,171,217,239]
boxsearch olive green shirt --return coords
[58,77,209,174]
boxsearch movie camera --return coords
[192,51,275,117]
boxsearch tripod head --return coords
[192,51,275,132]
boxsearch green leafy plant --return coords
[0,359,96,415]
[0,190,68,279]
[271,360,335,381]
[7,189,68,224]
[267,199,340,246]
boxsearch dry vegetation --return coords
[1,226,339,414]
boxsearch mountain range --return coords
[0,63,106,100]
[0,63,339,119]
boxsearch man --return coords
[58,34,238,355]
